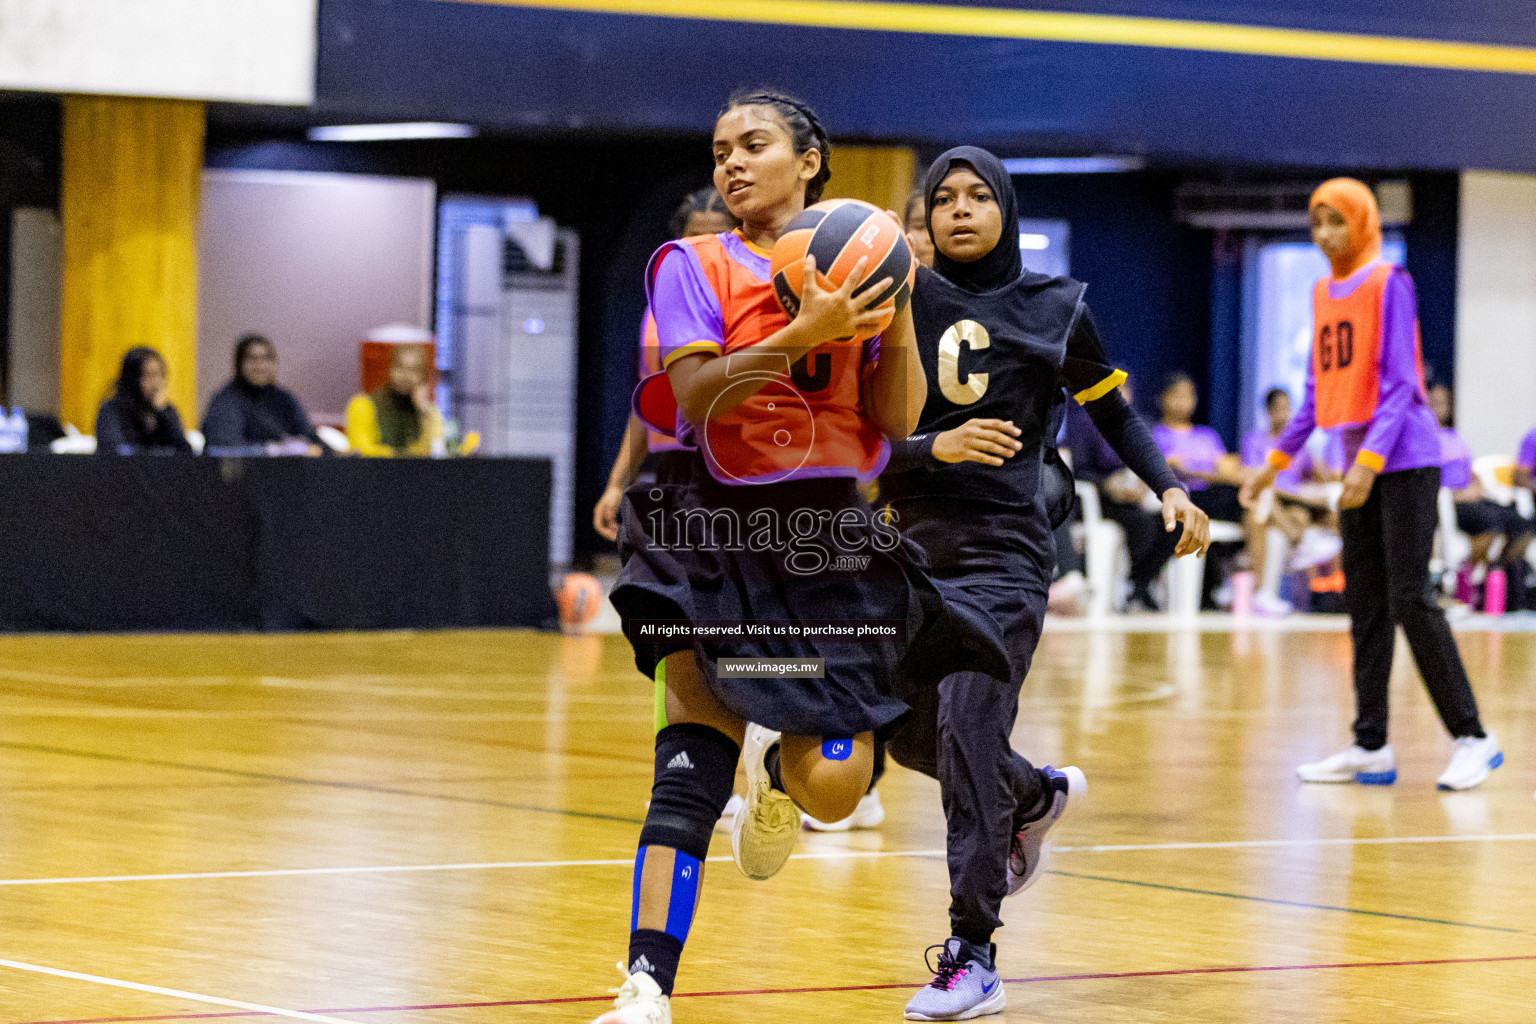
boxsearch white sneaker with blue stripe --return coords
[1437,733,1502,791]
[904,938,1005,1021]
[1296,744,1396,785]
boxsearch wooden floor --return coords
[0,624,1532,1023]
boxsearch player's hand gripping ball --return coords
[769,199,916,342]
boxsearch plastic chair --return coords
[1075,480,1127,617]
[1434,487,1471,587]
[1164,519,1244,618]
[1472,454,1518,506]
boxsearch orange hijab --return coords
[1310,178,1382,279]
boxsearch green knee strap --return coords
[653,659,668,735]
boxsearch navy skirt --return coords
[611,453,1009,737]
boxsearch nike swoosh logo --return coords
[981,979,998,995]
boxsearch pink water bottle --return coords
[1484,568,1507,616]
[1455,565,1475,605]
[1231,571,1255,617]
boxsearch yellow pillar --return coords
[60,96,204,431]
[823,146,917,216]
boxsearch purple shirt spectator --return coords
[1518,427,1536,478]
[1270,262,1441,474]
[1153,423,1227,491]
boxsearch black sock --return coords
[765,743,786,793]
[628,929,683,995]
[950,934,995,968]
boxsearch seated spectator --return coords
[95,347,192,456]
[903,189,935,269]
[346,344,445,457]
[1431,383,1532,611]
[202,334,323,456]
[1518,423,1536,496]
[1240,388,1344,608]
[1154,373,1242,607]
[1067,378,1171,611]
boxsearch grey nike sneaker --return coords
[1007,765,1086,896]
[903,937,1005,1021]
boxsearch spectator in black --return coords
[95,347,192,456]
[202,334,322,456]
[1066,377,1174,610]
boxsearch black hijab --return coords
[233,333,274,397]
[113,347,168,429]
[924,146,1022,294]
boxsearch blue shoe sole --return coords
[1354,770,1397,785]
[1434,751,1504,790]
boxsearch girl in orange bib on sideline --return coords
[1242,178,1501,791]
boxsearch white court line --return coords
[3,834,1535,888]
[1055,833,1536,853]
[0,956,359,1023]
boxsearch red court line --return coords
[17,953,1536,1023]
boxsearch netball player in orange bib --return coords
[1242,178,1501,791]
[591,92,1009,1024]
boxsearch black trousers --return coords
[1340,466,1483,750]
[888,499,1054,947]
[1100,492,1172,590]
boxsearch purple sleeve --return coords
[1440,429,1472,490]
[646,244,725,366]
[1273,363,1318,461]
[1518,428,1536,471]
[1358,270,1420,466]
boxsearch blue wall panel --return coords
[318,0,1536,170]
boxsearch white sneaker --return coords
[1290,528,1343,571]
[732,723,799,880]
[1253,592,1293,617]
[1437,733,1503,791]
[1007,766,1085,896]
[802,789,886,832]
[714,792,743,832]
[590,963,670,1024]
[1296,745,1396,785]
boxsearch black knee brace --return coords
[639,723,740,861]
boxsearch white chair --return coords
[315,424,351,453]
[1164,519,1244,618]
[1075,480,1127,618]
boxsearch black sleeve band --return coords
[1083,389,1184,497]
[887,432,938,474]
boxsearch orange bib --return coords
[1310,263,1391,429]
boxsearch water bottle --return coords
[1230,571,1255,618]
[1484,568,1507,616]
[0,408,25,453]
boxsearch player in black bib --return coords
[884,147,1210,1021]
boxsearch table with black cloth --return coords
[0,456,559,632]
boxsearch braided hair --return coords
[720,89,832,204]
[668,186,737,239]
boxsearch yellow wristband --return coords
[1356,450,1385,473]
[1265,449,1292,471]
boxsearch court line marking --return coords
[5,833,1535,888]
[0,849,946,887]
[1049,869,1521,933]
[1054,832,1536,852]
[0,741,645,826]
[19,954,1536,1023]
[450,0,1536,76]
[0,958,360,1024]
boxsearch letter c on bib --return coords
[938,320,990,405]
